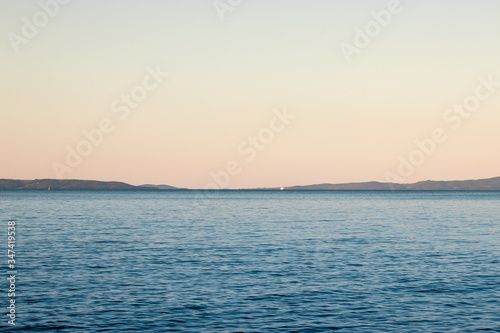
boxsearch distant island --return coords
[1,177,500,191]
[280,176,500,191]
[0,179,180,190]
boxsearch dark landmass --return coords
[1,177,500,191]
[283,176,500,191]
[140,184,181,190]
[0,179,168,190]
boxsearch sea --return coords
[1,190,499,332]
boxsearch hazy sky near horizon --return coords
[1,0,499,188]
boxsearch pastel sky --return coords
[1,0,499,189]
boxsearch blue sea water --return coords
[1,190,499,332]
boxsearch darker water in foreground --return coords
[1,190,499,332]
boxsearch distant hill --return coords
[283,177,500,191]
[2,177,500,191]
[139,184,181,190]
[0,179,173,190]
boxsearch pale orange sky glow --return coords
[1,1,499,189]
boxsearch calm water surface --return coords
[1,191,499,332]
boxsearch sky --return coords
[1,0,499,189]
